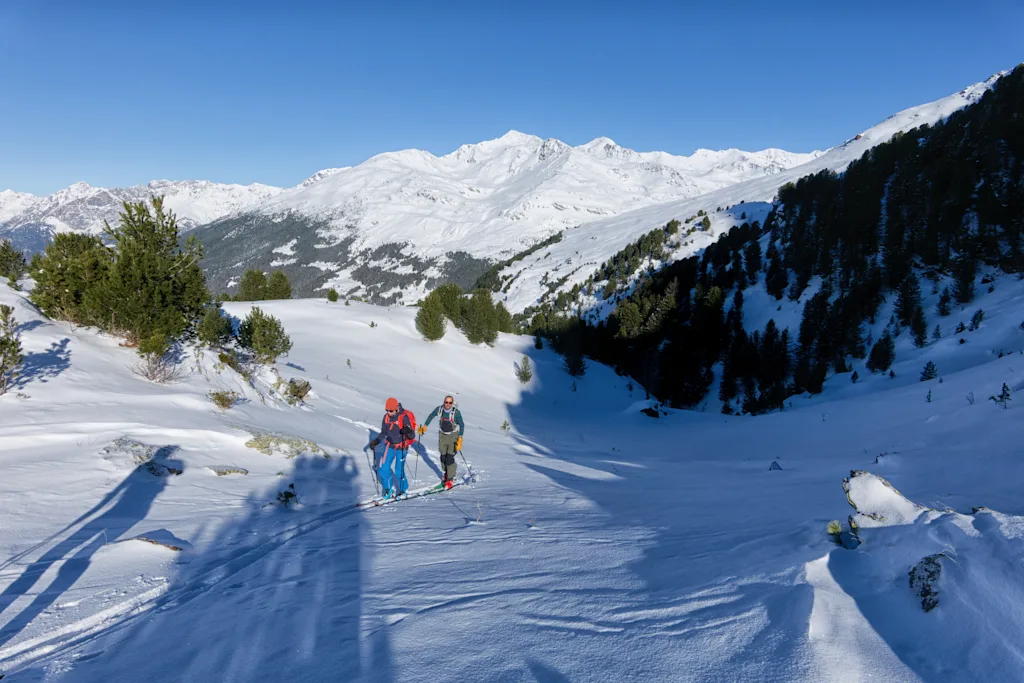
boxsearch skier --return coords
[417,395,464,489]
[368,397,417,499]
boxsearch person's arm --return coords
[455,408,465,433]
[423,406,439,426]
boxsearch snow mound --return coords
[817,472,1024,680]
[843,470,930,529]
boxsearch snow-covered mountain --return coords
[194,72,1006,306]
[0,180,283,253]
[1,70,1004,308]
[191,134,820,302]
[495,70,1010,316]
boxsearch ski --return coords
[356,480,465,509]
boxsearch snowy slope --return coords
[192,133,819,302]
[0,280,1023,681]
[250,131,818,258]
[498,71,1008,315]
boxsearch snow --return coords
[237,131,818,267]
[271,238,298,256]
[498,71,1008,314]
[0,274,1022,681]
[0,180,284,235]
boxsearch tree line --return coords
[528,64,1024,413]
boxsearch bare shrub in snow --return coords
[131,334,185,383]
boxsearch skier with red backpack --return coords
[368,397,417,500]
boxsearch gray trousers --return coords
[438,431,458,481]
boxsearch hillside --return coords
[0,287,1021,681]
[510,65,1024,418]
[190,133,818,302]
[492,71,1007,316]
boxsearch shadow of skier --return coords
[0,446,182,649]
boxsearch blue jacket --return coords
[380,404,416,448]
[424,405,464,434]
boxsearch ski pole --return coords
[364,445,380,496]
[458,450,475,482]
[415,431,422,480]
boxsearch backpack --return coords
[438,405,459,433]
[385,408,416,445]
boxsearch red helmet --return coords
[385,397,399,411]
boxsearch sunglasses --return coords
[386,409,397,414]
[444,401,453,405]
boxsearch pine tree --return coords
[235,269,268,301]
[415,297,446,341]
[896,274,922,327]
[765,244,788,300]
[462,289,498,345]
[744,240,762,283]
[603,278,618,299]
[989,383,1012,409]
[431,283,464,323]
[197,303,234,347]
[851,370,859,383]
[30,233,110,326]
[953,255,976,304]
[910,304,928,347]
[0,240,27,283]
[89,196,208,346]
[494,301,514,333]
[969,309,985,331]
[866,332,896,373]
[265,270,292,299]
[701,215,712,231]
[238,306,292,363]
[920,361,938,381]
[326,288,339,302]
[936,286,952,316]
[0,304,23,394]
[515,355,533,383]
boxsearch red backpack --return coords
[384,408,417,447]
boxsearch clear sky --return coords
[1,0,1021,195]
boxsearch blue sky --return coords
[1,0,1021,195]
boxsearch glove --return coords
[369,439,379,450]
[417,425,427,436]
[400,427,414,440]
[456,436,463,452]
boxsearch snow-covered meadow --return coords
[0,280,1022,681]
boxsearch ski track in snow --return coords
[0,282,1022,681]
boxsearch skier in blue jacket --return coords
[369,397,417,499]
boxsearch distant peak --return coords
[583,136,617,148]
[494,130,540,144]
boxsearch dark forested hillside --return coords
[533,64,1024,413]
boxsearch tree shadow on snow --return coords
[14,320,44,335]
[11,338,71,389]
[12,453,393,683]
[0,447,183,650]
[506,348,824,679]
